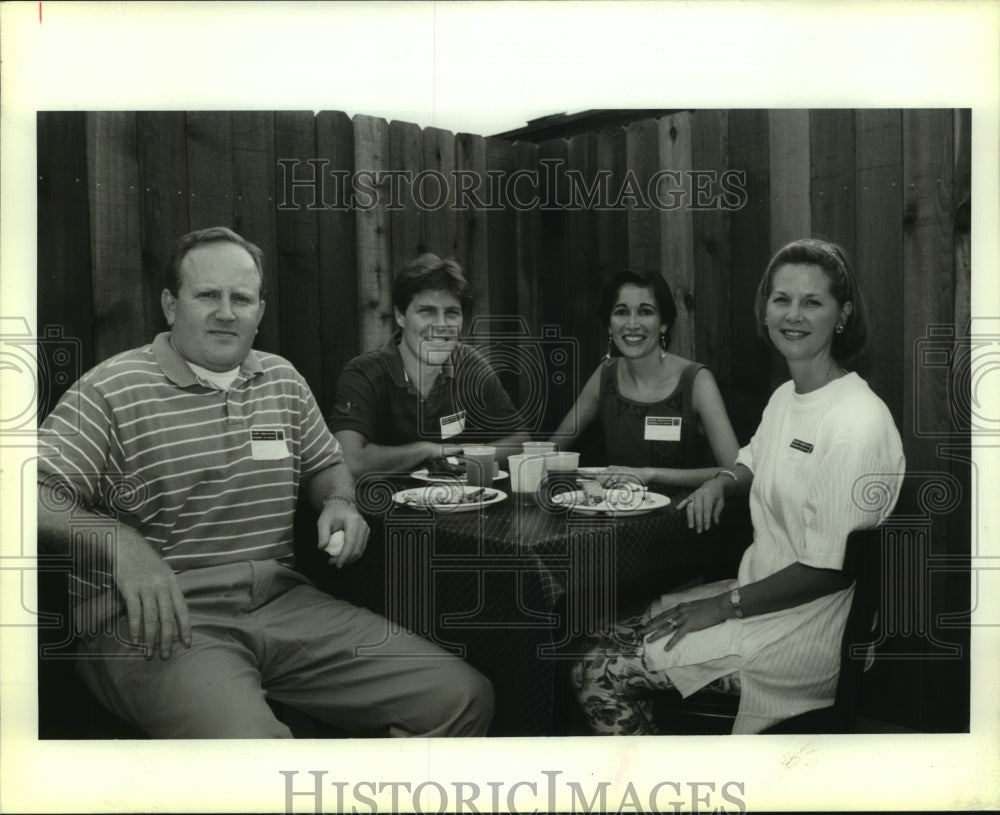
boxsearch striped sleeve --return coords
[37,378,116,507]
[294,369,342,477]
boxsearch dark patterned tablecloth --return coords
[341,477,713,736]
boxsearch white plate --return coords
[551,488,670,516]
[393,485,508,512]
[576,466,610,476]
[410,468,509,483]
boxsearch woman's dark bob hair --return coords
[599,269,678,348]
[392,253,473,316]
[754,238,868,362]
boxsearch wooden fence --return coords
[37,108,973,730]
[37,106,972,477]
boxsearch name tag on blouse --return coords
[644,416,681,442]
[440,410,466,440]
[250,428,290,460]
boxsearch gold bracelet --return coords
[323,494,357,509]
[714,469,738,483]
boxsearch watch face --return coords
[730,587,743,617]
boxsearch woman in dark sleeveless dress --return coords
[551,269,739,488]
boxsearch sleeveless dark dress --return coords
[598,359,713,469]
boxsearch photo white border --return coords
[2,1,998,812]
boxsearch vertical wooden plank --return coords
[952,108,971,336]
[388,120,425,280]
[354,115,394,353]
[901,109,960,733]
[566,132,600,369]
[855,110,903,425]
[768,109,812,250]
[514,140,542,333]
[185,112,234,231]
[316,110,359,412]
[37,112,95,394]
[902,108,955,486]
[86,112,144,361]
[231,110,279,354]
[537,137,570,430]
[658,112,696,362]
[593,127,630,284]
[726,110,772,442]
[136,112,188,339]
[513,139,542,422]
[809,109,857,259]
[625,118,660,272]
[455,132,491,321]
[485,136,520,320]
[422,126,459,260]
[274,111,321,395]
[690,110,733,409]
[767,109,812,390]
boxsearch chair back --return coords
[830,525,884,720]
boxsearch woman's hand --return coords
[643,593,730,652]
[675,476,726,533]
[598,466,652,486]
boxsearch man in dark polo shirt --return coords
[329,253,527,476]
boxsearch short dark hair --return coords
[754,238,868,362]
[392,253,473,315]
[165,227,265,298]
[599,269,678,348]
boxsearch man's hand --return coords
[675,476,726,533]
[112,531,192,660]
[318,497,370,569]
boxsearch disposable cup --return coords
[508,454,547,495]
[462,446,497,489]
[522,441,557,455]
[545,452,580,472]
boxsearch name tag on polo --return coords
[440,410,466,440]
[645,416,682,442]
[250,428,290,460]
[789,438,814,454]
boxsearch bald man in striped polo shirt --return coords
[37,227,493,738]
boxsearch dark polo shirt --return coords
[329,340,524,446]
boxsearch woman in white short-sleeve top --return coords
[571,238,905,735]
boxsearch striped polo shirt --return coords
[38,333,341,600]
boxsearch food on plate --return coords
[401,487,497,507]
[578,478,606,506]
[425,455,466,479]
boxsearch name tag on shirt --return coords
[789,438,814,454]
[251,428,290,460]
[440,410,466,440]
[645,416,681,442]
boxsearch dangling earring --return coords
[659,332,667,360]
[763,318,768,327]
[603,336,614,364]
[835,322,844,334]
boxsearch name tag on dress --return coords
[440,410,466,440]
[645,416,681,442]
[251,428,290,460]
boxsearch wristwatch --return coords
[729,586,744,619]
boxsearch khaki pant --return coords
[77,559,493,738]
